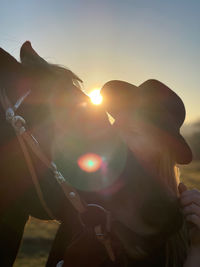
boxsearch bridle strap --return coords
[95,225,115,261]
[16,133,55,219]
[0,89,55,218]
[0,89,87,215]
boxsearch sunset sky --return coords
[1,0,200,123]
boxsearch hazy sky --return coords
[1,0,200,123]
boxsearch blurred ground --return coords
[14,219,59,267]
[14,161,200,267]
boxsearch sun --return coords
[88,89,103,105]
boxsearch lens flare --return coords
[88,89,103,105]
[78,153,102,172]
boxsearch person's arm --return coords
[179,183,200,267]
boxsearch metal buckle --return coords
[79,203,111,233]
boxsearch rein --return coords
[0,88,116,264]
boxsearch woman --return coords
[50,79,199,267]
[101,79,200,266]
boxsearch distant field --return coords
[179,160,200,190]
[14,161,200,267]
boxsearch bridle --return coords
[0,88,116,264]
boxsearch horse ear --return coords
[20,41,48,67]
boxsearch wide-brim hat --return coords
[101,79,192,164]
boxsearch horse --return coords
[0,42,184,267]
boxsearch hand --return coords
[179,183,200,248]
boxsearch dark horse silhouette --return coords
[0,42,184,266]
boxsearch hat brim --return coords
[101,80,193,164]
[173,134,193,164]
[143,122,192,164]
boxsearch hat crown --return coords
[138,80,185,128]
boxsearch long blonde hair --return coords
[158,149,189,267]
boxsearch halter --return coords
[0,88,116,264]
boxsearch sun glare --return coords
[78,153,102,173]
[89,89,103,105]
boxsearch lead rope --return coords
[0,89,115,264]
